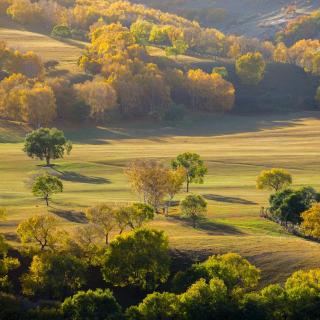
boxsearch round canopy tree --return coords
[62,289,122,320]
[180,194,207,228]
[32,174,63,206]
[171,153,207,192]
[23,127,72,166]
[256,168,292,192]
[102,228,170,290]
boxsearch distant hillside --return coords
[132,0,320,39]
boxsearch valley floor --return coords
[1,111,320,284]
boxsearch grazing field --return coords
[1,112,320,284]
[0,22,85,73]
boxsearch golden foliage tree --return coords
[301,204,320,239]
[125,160,170,211]
[74,79,117,121]
[187,69,235,112]
[256,168,292,192]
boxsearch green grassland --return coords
[1,112,320,284]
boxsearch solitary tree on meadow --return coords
[23,127,72,166]
[32,174,63,206]
[256,168,292,192]
[180,194,207,228]
[171,152,207,192]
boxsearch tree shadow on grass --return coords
[3,232,20,242]
[59,171,111,184]
[203,194,257,205]
[50,209,88,223]
[168,215,244,236]
[48,166,111,184]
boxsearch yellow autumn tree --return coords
[74,79,117,122]
[187,69,235,112]
[301,204,320,239]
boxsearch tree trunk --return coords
[45,196,49,207]
[186,180,190,193]
[105,233,109,245]
[46,156,50,167]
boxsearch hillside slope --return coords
[132,0,320,39]
[0,18,85,73]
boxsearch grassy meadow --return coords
[1,112,320,284]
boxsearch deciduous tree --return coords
[235,52,266,85]
[23,127,72,166]
[125,160,170,211]
[256,168,292,192]
[32,174,63,206]
[16,214,59,250]
[86,204,116,244]
[62,289,122,320]
[21,253,86,299]
[171,152,207,192]
[102,228,170,290]
[180,194,207,228]
[301,203,320,239]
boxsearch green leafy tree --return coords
[51,25,71,38]
[21,253,86,299]
[180,278,230,320]
[102,228,170,290]
[62,289,122,320]
[235,52,266,85]
[130,19,153,44]
[32,174,63,206]
[165,40,188,57]
[16,214,59,251]
[256,168,292,192]
[0,236,20,291]
[171,152,207,192]
[23,127,72,166]
[285,269,320,318]
[173,253,260,294]
[126,292,182,320]
[115,203,154,232]
[180,194,207,228]
[269,186,320,225]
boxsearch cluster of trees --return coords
[0,73,56,127]
[3,238,320,320]
[77,23,236,119]
[3,0,320,125]
[276,9,320,45]
[0,0,275,59]
[257,168,320,240]
[0,41,43,78]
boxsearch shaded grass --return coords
[1,112,320,284]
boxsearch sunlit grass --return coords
[1,112,320,284]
